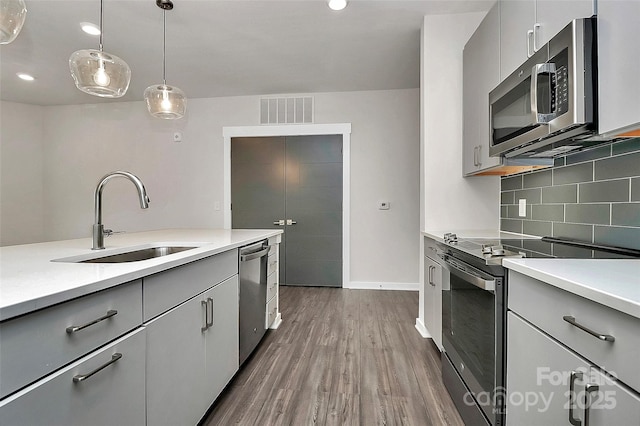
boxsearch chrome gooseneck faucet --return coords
[93,171,150,250]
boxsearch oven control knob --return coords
[492,246,506,256]
[481,244,492,254]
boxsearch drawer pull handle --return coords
[568,371,583,426]
[563,316,615,342]
[72,353,122,383]
[66,310,118,333]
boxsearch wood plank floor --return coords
[203,286,463,425]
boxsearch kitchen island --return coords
[0,228,283,426]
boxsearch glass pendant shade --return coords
[0,0,27,45]
[144,84,186,119]
[69,49,131,98]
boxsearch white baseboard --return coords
[415,318,431,338]
[344,281,419,291]
[269,313,282,330]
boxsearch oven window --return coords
[491,76,537,144]
[444,273,495,394]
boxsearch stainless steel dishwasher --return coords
[238,240,270,365]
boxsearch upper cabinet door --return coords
[499,0,535,79]
[597,0,640,136]
[499,0,595,80]
[463,1,502,176]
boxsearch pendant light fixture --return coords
[69,0,131,98]
[144,0,186,119]
[0,0,27,45]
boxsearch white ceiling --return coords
[0,0,491,106]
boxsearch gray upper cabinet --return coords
[499,0,595,79]
[463,1,502,176]
[597,1,640,136]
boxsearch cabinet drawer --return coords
[509,271,640,391]
[0,328,146,426]
[266,296,277,329]
[268,253,278,276]
[267,271,278,302]
[143,249,238,321]
[0,280,142,399]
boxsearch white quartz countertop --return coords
[503,258,640,319]
[0,229,282,321]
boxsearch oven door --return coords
[442,255,504,424]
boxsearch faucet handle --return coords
[103,229,125,238]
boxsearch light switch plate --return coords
[518,199,526,217]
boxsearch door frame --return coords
[223,123,352,287]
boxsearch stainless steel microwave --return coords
[489,18,598,158]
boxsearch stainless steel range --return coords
[434,232,640,426]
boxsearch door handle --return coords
[273,219,285,226]
[531,62,557,124]
[568,371,583,426]
[286,219,297,225]
[207,297,214,328]
[527,29,534,57]
[201,300,209,331]
[532,23,541,52]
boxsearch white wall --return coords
[417,13,500,335]
[0,102,45,246]
[421,13,500,232]
[2,89,420,287]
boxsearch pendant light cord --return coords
[99,0,104,51]
[162,9,167,85]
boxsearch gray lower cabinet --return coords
[507,270,640,425]
[146,275,239,426]
[423,242,442,350]
[0,328,146,426]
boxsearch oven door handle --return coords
[442,257,496,291]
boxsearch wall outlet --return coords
[378,201,390,210]
[518,199,527,217]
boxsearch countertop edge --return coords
[503,258,640,319]
[0,229,282,322]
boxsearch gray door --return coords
[231,135,342,287]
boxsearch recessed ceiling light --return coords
[80,22,101,36]
[16,73,35,81]
[328,0,347,11]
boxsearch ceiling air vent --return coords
[260,96,313,124]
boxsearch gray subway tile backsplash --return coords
[523,221,552,237]
[594,226,640,250]
[553,223,593,241]
[531,204,564,221]
[523,170,552,188]
[632,178,640,202]
[611,203,640,227]
[514,188,542,205]
[500,138,640,248]
[594,151,640,180]
[565,204,610,225]
[541,185,578,204]
[579,179,629,203]
[553,162,593,185]
[565,145,611,165]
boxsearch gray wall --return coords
[500,138,640,250]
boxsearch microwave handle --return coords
[530,62,557,124]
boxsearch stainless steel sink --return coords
[77,246,198,263]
